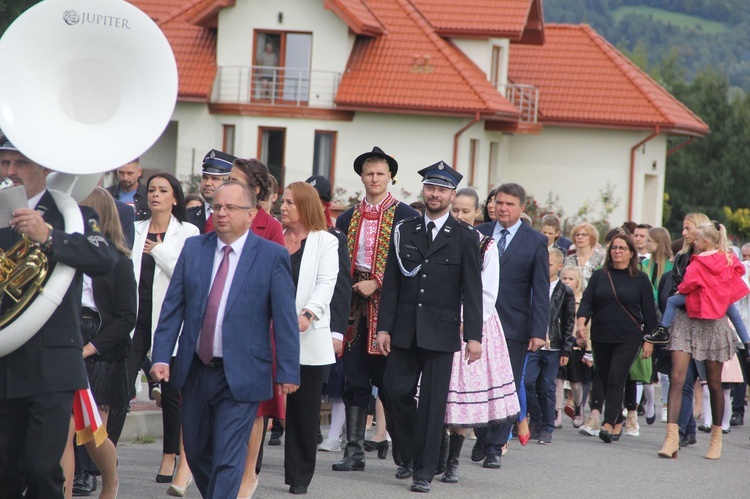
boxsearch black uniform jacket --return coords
[0,191,118,399]
[377,214,483,352]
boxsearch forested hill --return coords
[544,0,750,91]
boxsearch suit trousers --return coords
[181,358,259,499]
[591,340,642,426]
[525,350,561,434]
[0,391,75,499]
[476,338,527,456]
[285,364,326,488]
[384,342,453,482]
[160,360,182,455]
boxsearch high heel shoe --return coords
[167,476,193,497]
[517,419,530,446]
[156,465,176,483]
[364,439,389,459]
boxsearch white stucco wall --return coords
[507,126,667,229]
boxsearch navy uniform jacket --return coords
[0,191,118,399]
[186,204,208,234]
[377,214,483,352]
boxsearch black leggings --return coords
[591,340,641,426]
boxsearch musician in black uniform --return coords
[186,149,236,233]
[0,139,118,499]
[377,161,483,493]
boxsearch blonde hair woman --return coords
[564,222,605,287]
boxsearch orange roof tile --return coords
[129,0,216,100]
[508,24,709,136]
[324,0,385,36]
[410,0,543,43]
[336,0,519,118]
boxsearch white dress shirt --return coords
[196,230,249,359]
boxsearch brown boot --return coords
[657,423,680,458]
[705,425,723,460]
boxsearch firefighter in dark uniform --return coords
[376,161,483,493]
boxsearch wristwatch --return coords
[40,223,54,253]
[302,311,314,321]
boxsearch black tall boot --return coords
[332,405,367,471]
[441,433,465,483]
[435,428,450,475]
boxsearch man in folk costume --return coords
[333,147,419,473]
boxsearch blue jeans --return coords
[524,350,561,434]
[677,360,697,436]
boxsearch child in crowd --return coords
[559,266,592,428]
[646,222,750,344]
[525,248,576,444]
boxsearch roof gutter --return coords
[628,127,660,221]
[453,112,482,169]
[667,137,695,156]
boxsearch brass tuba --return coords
[0,0,178,355]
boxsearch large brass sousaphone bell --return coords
[0,0,178,355]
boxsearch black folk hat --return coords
[353,146,398,178]
[305,175,332,202]
[418,160,463,189]
[201,149,236,176]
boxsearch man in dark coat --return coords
[106,157,150,221]
[377,161,482,493]
[186,149,236,233]
[0,139,118,499]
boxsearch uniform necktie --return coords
[198,245,232,364]
[497,229,509,257]
[426,221,436,248]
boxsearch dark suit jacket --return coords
[114,198,135,249]
[151,230,300,402]
[378,214,482,352]
[0,192,118,399]
[477,220,550,343]
[88,251,137,360]
[328,227,352,336]
[186,204,208,234]
[107,182,150,221]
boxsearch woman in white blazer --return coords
[280,182,338,495]
[127,173,199,491]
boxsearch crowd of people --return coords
[0,137,748,499]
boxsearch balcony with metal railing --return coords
[210,65,342,108]
[497,83,539,124]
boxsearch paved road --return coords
[112,416,750,499]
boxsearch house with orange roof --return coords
[127,0,707,227]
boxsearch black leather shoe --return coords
[679,433,697,447]
[268,435,282,446]
[730,412,744,427]
[410,479,430,493]
[482,455,501,469]
[395,463,413,479]
[289,485,308,494]
[599,429,613,443]
[72,471,97,496]
[470,437,486,462]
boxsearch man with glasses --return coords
[151,181,299,498]
[187,149,236,233]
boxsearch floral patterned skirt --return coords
[668,309,735,363]
[444,311,520,427]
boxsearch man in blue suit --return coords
[473,183,549,468]
[151,181,299,498]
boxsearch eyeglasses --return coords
[610,246,630,252]
[211,203,252,213]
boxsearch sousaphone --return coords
[0,0,178,356]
